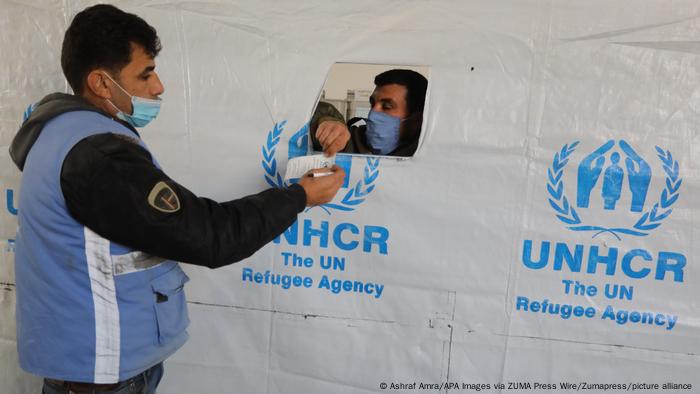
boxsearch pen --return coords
[308,171,334,178]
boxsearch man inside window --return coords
[311,69,428,157]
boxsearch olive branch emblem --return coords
[547,142,582,227]
[547,141,681,240]
[262,121,286,188]
[322,157,379,212]
[261,121,379,214]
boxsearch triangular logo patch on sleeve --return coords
[147,181,181,213]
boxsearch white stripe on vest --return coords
[84,227,120,383]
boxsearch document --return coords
[284,154,335,181]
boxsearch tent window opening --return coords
[309,63,429,158]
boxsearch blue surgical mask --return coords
[104,73,161,128]
[365,110,401,155]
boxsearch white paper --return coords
[283,154,335,181]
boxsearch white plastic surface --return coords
[1,1,700,393]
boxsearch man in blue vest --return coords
[9,4,344,393]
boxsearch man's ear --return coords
[400,111,423,140]
[85,70,112,99]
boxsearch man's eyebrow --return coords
[138,65,155,77]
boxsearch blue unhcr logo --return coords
[6,189,17,216]
[547,140,681,239]
[261,121,379,214]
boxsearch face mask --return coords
[365,110,402,155]
[103,73,161,128]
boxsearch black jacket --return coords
[10,93,306,268]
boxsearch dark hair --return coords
[61,4,161,94]
[374,69,428,115]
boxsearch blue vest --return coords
[15,111,190,383]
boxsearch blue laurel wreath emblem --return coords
[323,157,379,212]
[261,121,379,214]
[262,121,286,188]
[547,141,681,239]
[547,142,582,227]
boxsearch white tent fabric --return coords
[1,1,699,392]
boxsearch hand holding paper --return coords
[297,165,345,206]
[284,154,335,181]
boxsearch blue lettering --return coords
[364,226,388,255]
[629,311,641,323]
[601,305,616,322]
[304,219,329,248]
[242,267,253,281]
[333,223,359,251]
[601,306,677,330]
[562,279,573,294]
[515,296,598,321]
[319,256,345,271]
[516,296,529,310]
[604,283,634,300]
[274,220,389,254]
[303,276,313,288]
[656,252,685,282]
[554,243,583,272]
[615,309,629,325]
[6,189,17,216]
[667,315,678,330]
[281,252,313,267]
[560,305,572,319]
[317,275,384,298]
[587,246,617,276]
[522,240,549,269]
[654,314,665,326]
[281,275,292,288]
[241,268,314,290]
[523,241,686,283]
[374,284,384,298]
[621,249,652,279]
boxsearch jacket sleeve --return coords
[310,101,346,151]
[60,133,306,268]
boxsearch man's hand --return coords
[297,165,345,206]
[315,120,350,157]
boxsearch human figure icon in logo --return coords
[577,139,615,208]
[619,140,651,212]
[601,152,624,210]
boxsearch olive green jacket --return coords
[310,101,418,157]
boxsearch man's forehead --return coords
[131,43,155,63]
[372,84,407,102]
[121,43,156,73]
